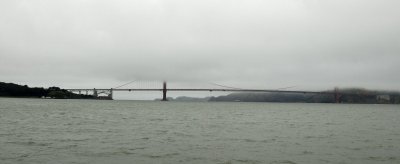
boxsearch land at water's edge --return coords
[0,82,95,99]
[161,89,400,104]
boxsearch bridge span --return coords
[66,82,340,102]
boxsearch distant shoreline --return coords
[2,81,400,104]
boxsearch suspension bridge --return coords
[65,81,342,102]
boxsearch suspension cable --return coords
[209,82,244,90]
[114,80,137,89]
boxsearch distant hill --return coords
[173,96,211,102]
[209,92,333,103]
[209,88,400,104]
[153,88,400,104]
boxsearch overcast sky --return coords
[1,0,399,94]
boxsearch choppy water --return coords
[0,98,399,164]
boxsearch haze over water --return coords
[1,98,399,164]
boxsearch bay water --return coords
[1,98,399,164]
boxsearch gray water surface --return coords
[1,98,399,164]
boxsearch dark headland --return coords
[0,82,94,99]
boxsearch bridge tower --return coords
[109,88,113,99]
[93,88,98,98]
[334,87,341,103]
[162,81,167,101]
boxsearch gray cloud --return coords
[1,0,399,91]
